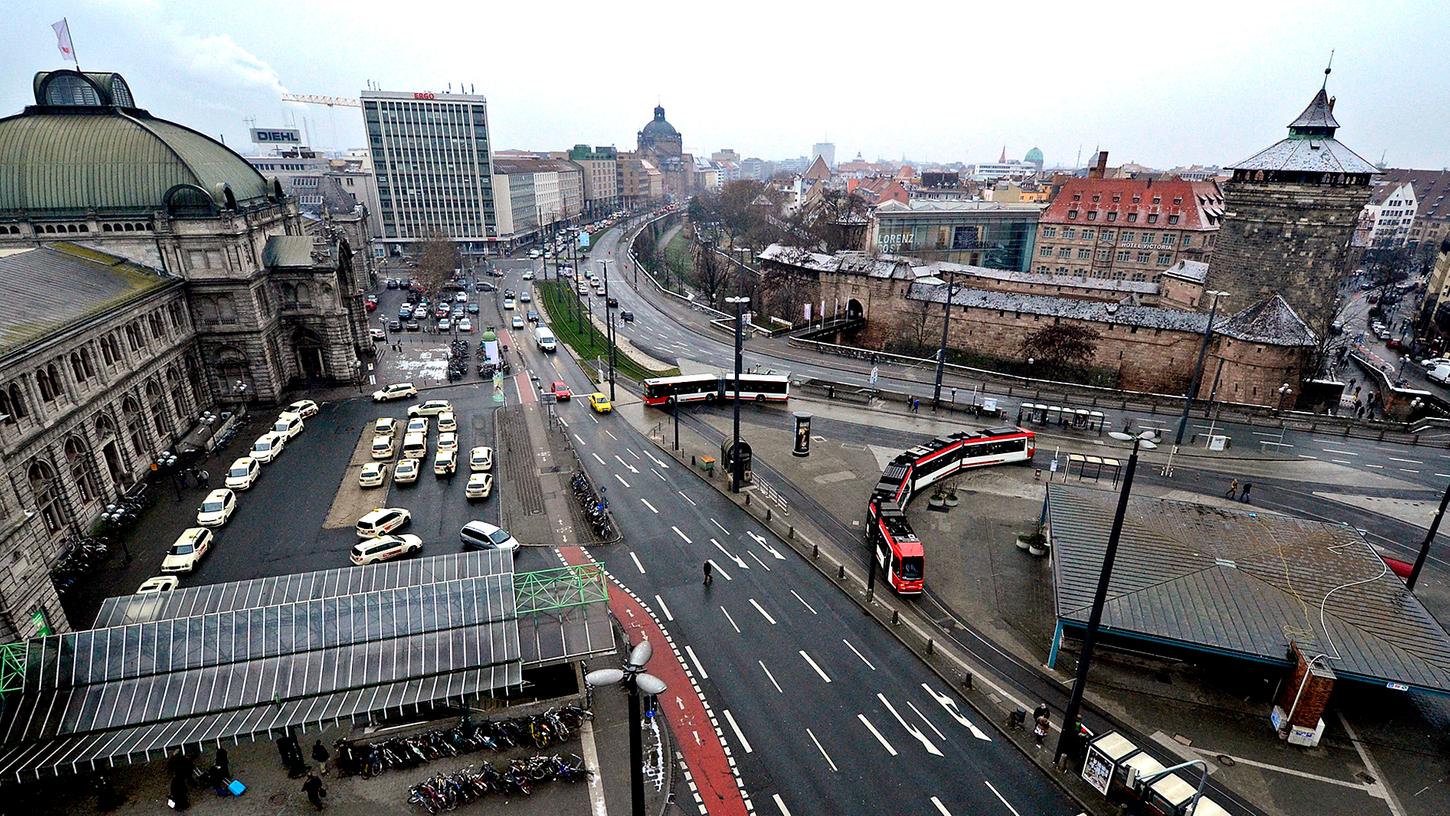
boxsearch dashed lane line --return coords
[629,552,646,574]
[679,490,698,506]
[654,594,673,622]
[748,551,771,571]
[930,797,952,816]
[800,650,832,683]
[721,709,752,754]
[790,590,818,615]
[758,660,783,694]
[706,559,732,581]
[983,781,1022,816]
[641,498,659,514]
[806,729,837,773]
[1322,448,1359,456]
[774,794,794,816]
[721,606,741,634]
[711,518,730,535]
[683,645,709,679]
[858,714,898,756]
[615,474,631,487]
[844,639,877,670]
[749,598,777,624]
[673,525,692,543]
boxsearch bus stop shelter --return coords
[0,551,612,783]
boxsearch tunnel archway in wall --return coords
[847,298,865,320]
[293,327,326,381]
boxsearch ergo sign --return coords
[413,92,436,100]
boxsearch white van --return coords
[534,326,557,353]
[401,431,427,458]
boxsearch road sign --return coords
[869,366,879,387]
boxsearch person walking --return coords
[1224,478,1239,499]
[198,469,210,489]
[168,773,191,811]
[302,772,327,810]
[1240,482,1253,504]
[213,746,230,783]
[312,739,330,776]
[702,561,713,586]
[1033,710,1051,748]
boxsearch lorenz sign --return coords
[249,127,302,144]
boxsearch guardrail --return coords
[626,214,770,335]
[751,475,791,515]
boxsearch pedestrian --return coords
[1240,482,1253,503]
[302,772,327,810]
[213,746,230,783]
[169,772,191,811]
[702,561,713,586]
[198,469,210,489]
[94,771,120,811]
[1224,478,1239,499]
[1032,702,1050,724]
[312,739,330,776]
[1033,711,1050,748]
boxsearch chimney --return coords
[1328,96,1336,112]
[1089,151,1109,180]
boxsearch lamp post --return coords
[585,638,667,816]
[726,295,750,492]
[1173,290,1229,447]
[669,395,680,451]
[1055,429,1157,765]
[932,269,959,411]
[1407,480,1450,592]
[602,260,617,402]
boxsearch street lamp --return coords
[602,260,618,402]
[725,295,750,492]
[1174,290,1229,448]
[931,269,959,411]
[586,638,667,816]
[1055,429,1157,765]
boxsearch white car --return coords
[522,270,535,281]
[437,411,457,433]
[1421,358,1450,370]
[359,462,388,488]
[503,297,516,310]
[351,534,423,566]
[1429,365,1450,385]
[224,457,260,490]
[406,417,430,436]
[374,417,399,438]
[287,399,320,418]
[161,527,213,573]
[512,315,525,330]
[394,457,421,484]
[460,520,521,553]
[437,432,458,453]
[195,488,237,527]
[466,472,494,500]
[137,576,180,594]
[434,448,457,476]
[355,507,412,538]
[458,318,472,333]
[273,411,305,440]
[455,291,468,303]
[469,446,494,472]
[371,434,395,460]
[372,382,418,402]
[409,399,454,418]
[251,431,286,464]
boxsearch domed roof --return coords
[1025,146,1044,164]
[0,70,275,215]
[640,104,679,140]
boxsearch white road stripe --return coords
[877,693,942,756]
[1332,459,1353,465]
[614,474,631,487]
[711,518,729,534]
[653,469,667,481]
[722,709,751,753]
[604,429,618,441]
[930,797,952,816]
[629,552,645,574]
[806,728,837,773]
[1402,469,1421,474]
[644,450,669,468]
[640,498,658,514]
[1388,456,1422,464]
[672,525,692,543]
[984,781,1022,816]
[800,650,832,683]
[573,433,587,446]
[858,714,898,756]
[683,645,709,679]
[1437,473,1450,479]
[844,639,876,670]
[921,683,991,741]
[907,700,946,742]
[592,452,606,465]
[1366,464,1384,469]
[721,605,741,634]
[790,590,818,615]
[758,660,783,694]
[626,448,641,460]
[1322,448,1358,456]
[678,490,697,506]
[750,598,777,625]
[774,794,794,815]
[707,559,732,580]
[1297,454,1319,459]
[748,551,771,571]
[654,594,673,622]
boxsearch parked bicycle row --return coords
[334,705,593,778]
[407,753,591,813]
[570,471,615,540]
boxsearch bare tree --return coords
[1020,323,1101,378]
[693,234,727,308]
[414,230,459,297]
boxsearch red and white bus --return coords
[867,426,1035,594]
[641,373,790,406]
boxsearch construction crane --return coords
[281,93,360,108]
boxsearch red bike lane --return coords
[556,545,751,816]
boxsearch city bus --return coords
[866,426,1035,594]
[641,373,790,406]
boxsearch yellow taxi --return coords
[588,393,612,414]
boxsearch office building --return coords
[868,200,1044,270]
[811,142,836,170]
[567,145,620,218]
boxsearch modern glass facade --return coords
[872,203,1042,271]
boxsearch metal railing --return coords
[0,641,27,697]
[512,564,609,615]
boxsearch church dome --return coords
[640,105,679,140]
[1025,147,1044,165]
[0,70,276,215]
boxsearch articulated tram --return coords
[867,426,1035,594]
[641,373,790,406]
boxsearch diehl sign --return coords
[250,128,301,144]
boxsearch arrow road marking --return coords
[748,531,786,560]
[877,693,942,756]
[644,450,669,469]
[711,538,748,570]
[614,455,639,474]
[858,714,898,756]
[922,683,991,742]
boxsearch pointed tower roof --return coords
[1212,294,1316,347]
[1227,76,1377,177]
[1288,88,1340,134]
[998,145,1007,163]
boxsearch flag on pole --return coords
[52,19,76,63]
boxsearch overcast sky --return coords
[3,0,1448,170]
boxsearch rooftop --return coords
[1378,168,1450,222]
[1229,84,1378,176]
[875,199,1044,215]
[1040,177,1224,229]
[1048,484,1450,695]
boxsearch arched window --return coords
[0,387,12,424]
[94,411,118,441]
[121,396,147,457]
[36,367,58,402]
[7,383,28,419]
[65,437,98,504]
[145,380,170,442]
[295,282,313,305]
[167,366,188,421]
[70,352,88,383]
[27,459,66,534]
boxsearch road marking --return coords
[644,450,669,468]
[790,590,818,615]
[614,455,639,474]
[1297,454,1319,459]
[930,797,952,816]
[672,525,692,543]
[722,709,752,753]
[749,598,776,624]
[626,447,641,460]
[1365,464,1384,470]
[747,530,786,559]
[984,781,1022,816]
[573,433,587,447]
[800,650,832,683]
[653,468,667,481]
[683,645,709,679]
[640,498,658,514]
[710,538,748,570]
[877,693,942,756]
[592,452,606,465]
[588,412,598,424]
[1332,459,1353,465]
[844,639,877,670]
[1388,456,1422,464]
[614,474,631,487]
[1437,473,1450,479]
[1322,448,1359,456]
[922,683,991,741]
[1402,469,1421,474]
[711,518,730,535]
[604,429,618,441]
[629,552,645,574]
[721,605,741,634]
[748,551,771,571]
[706,559,732,580]
[758,660,783,694]
[907,700,946,742]
[774,794,794,815]
[805,729,837,773]
[858,714,898,756]
[678,490,697,506]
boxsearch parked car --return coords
[351,534,423,566]
[434,448,458,476]
[465,472,494,501]
[161,527,214,574]
[394,457,421,484]
[137,576,179,594]
[469,445,494,472]
[359,462,388,488]
[1429,365,1450,385]
[460,520,521,552]
[272,411,305,440]
[250,431,286,463]
[1421,358,1450,370]
[374,417,399,438]
[224,457,260,490]
[406,416,429,435]
[437,411,457,433]
[437,432,459,453]
[373,382,418,402]
[409,399,453,417]
[369,328,387,341]
[195,488,237,527]
[371,434,395,460]
[355,507,411,538]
